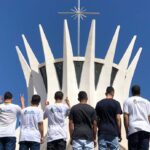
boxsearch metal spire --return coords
[58,0,99,56]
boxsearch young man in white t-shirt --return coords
[44,91,70,150]
[0,92,22,150]
[19,95,44,150]
[123,85,150,150]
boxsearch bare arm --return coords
[0,96,3,104]
[116,114,122,141]
[69,120,74,144]
[44,108,48,119]
[93,120,97,147]
[124,113,129,138]
[93,120,97,140]
[148,116,150,124]
[38,122,44,144]
[20,95,25,109]
[65,97,71,108]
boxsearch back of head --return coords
[54,91,64,101]
[105,86,115,97]
[4,92,13,101]
[78,91,88,102]
[31,95,41,105]
[131,85,141,96]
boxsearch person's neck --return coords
[133,94,140,97]
[55,99,62,103]
[4,100,12,104]
[106,95,113,100]
[80,100,87,104]
[31,104,39,107]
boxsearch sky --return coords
[0,0,149,105]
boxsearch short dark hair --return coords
[31,95,41,105]
[54,91,63,100]
[4,92,13,100]
[78,91,88,101]
[131,85,141,96]
[105,86,115,96]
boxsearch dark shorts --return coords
[47,139,66,150]
[0,137,16,150]
[128,131,150,150]
[19,141,40,150]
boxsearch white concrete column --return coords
[113,36,137,104]
[62,20,78,106]
[22,35,47,109]
[16,46,33,102]
[96,26,120,99]
[80,20,96,107]
[124,47,142,98]
[39,25,60,104]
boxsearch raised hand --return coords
[0,96,3,104]
[20,94,25,109]
[45,101,49,106]
[65,97,70,107]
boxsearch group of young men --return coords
[0,85,150,150]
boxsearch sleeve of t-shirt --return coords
[116,102,122,115]
[38,110,43,123]
[69,108,74,121]
[123,100,129,114]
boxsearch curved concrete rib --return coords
[16,46,31,86]
[124,47,142,98]
[80,20,96,106]
[112,37,137,150]
[22,35,39,67]
[39,24,60,103]
[62,20,78,105]
[119,36,137,69]
[16,46,34,102]
[113,36,137,104]
[96,26,120,99]
[22,35,47,109]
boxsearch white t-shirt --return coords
[0,103,21,137]
[44,103,70,142]
[19,106,43,143]
[123,96,150,136]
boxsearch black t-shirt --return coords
[69,103,97,141]
[95,99,122,136]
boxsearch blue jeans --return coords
[0,137,16,150]
[128,131,150,150]
[98,134,119,150]
[72,139,94,150]
[19,141,40,150]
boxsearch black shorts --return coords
[128,131,150,150]
[47,139,66,150]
